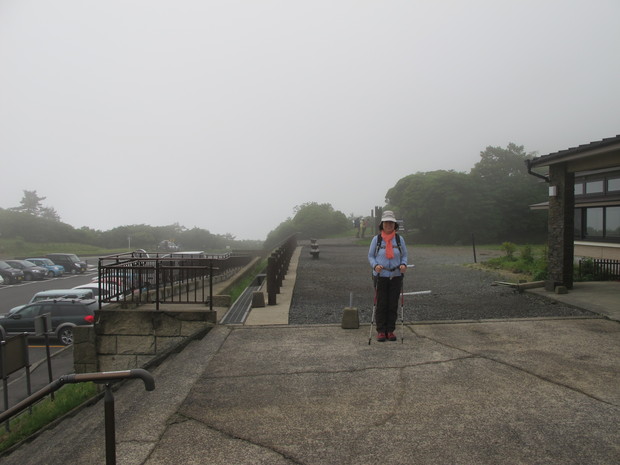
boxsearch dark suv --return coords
[4,259,48,281]
[0,299,97,345]
[0,260,25,284]
[46,253,88,274]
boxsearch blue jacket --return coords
[368,234,408,277]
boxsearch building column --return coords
[546,163,575,290]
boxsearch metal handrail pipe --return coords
[0,369,154,424]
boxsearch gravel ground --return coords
[289,238,595,325]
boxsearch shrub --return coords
[481,243,547,281]
[520,244,534,264]
[501,242,517,259]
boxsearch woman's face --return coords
[382,221,396,233]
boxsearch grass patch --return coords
[479,243,548,281]
[228,258,268,303]
[0,382,99,453]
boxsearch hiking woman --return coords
[368,210,408,342]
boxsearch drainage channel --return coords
[220,274,266,325]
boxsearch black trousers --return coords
[375,275,403,333]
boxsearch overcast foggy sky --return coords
[1,1,619,241]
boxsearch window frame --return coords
[575,205,620,243]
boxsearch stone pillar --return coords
[546,164,575,290]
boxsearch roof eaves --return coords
[529,135,620,168]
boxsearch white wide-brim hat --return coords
[380,210,397,223]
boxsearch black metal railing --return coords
[266,234,298,305]
[0,369,154,465]
[98,251,253,310]
[578,258,620,280]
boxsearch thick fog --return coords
[1,0,619,240]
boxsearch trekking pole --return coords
[368,279,378,345]
[399,265,414,344]
[402,263,431,343]
[400,277,405,344]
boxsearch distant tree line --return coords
[0,202,261,252]
[385,143,548,244]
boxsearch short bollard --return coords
[252,291,266,308]
[341,307,359,329]
[341,292,359,329]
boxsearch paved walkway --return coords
[2,247,619,465]
[528,280,620,322]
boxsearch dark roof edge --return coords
[529,134,620,167]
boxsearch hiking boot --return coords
[387,332,397,341]
[376,332,387,342]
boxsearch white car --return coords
[7,288,96,315]
[73,283,120,303]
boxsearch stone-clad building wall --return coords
[547,164,575,290]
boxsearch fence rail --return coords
[266,234,298,305]
[578,258,620,280]
[98,251,253,310]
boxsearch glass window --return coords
[608,177,620,192]
[586,208,604,236]
[58,305,86,316]
[606,206,620,238]
[585,180,604,194]
[574,183,584,195]
[18,305,41,318]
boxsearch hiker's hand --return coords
[374,265,383,273]
[399,265,407,273]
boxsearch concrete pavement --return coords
[528,280,620,322]
[1,249,619,465]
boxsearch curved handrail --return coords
[0,369,155,425]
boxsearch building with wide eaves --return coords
[526,135,620,290]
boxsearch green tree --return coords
[39,206,61,222]
[265,202,350,249]
[469,143,547,241]
[264,218,297,250]
[386,170,482,244]
[0,209,76,243]
[292,202,349,239]
[385,143,548,244]
[10,190,61,222]
[469,143,532,180]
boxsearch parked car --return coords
[0,260,25,284]
[7,288,96,315]
[73,283,120,302]
[5,259,48,281]
[0,275,4,285]
[91,276,125,287]
[45,253,88,274]
[25,258,65,277]
[0,298,97,345]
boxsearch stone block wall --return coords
[73,325,97,373]
[73,307,216,373]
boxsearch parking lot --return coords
[0,263,99,408]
